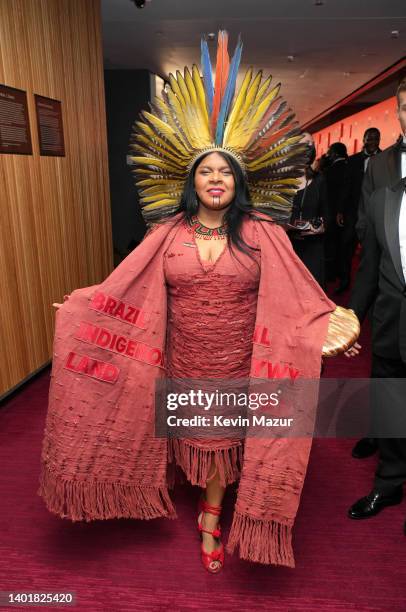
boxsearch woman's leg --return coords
[200,459,225,559]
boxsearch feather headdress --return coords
[130,31,307,224]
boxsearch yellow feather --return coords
[143,198,179,210]
[184,67,211,143]
[177,69,211,147]
[137,178,184,187]
[192,65,209,124]
[239,71,263,122]
[254,75,272,105]
[252,136,304,165]
[184,68,197,105]
[166,89,194,146]
[139,185,183,196]
[131,155,186,174]
[244,84,282,134]
[249,187,296,195]
[153,97,180,133]
[141,193,180,203]
[223,68,252,143]
[176,71,191,105]
[142,112,191,155]
[133,168,167,176]
[134,135,186,166]
[251,193,291,206]
[166,79,206,149]
[168,73,186,105]
[255,178,300,187]
[226,71,263,148]
[247,143,305,171]
[134,123,186,159]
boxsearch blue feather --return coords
[201,38,214,116]
[215,37,243,145]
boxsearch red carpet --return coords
[1,281,405,610]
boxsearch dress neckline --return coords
[192,231,228,272]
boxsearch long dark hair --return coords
[174,150,262,259]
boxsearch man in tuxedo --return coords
[352,99,406,459]
[357,128,405,243]
[346,81,406,529]
[334,129,382,295]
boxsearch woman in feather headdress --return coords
[43,32,360,574]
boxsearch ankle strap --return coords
[199,523,221,538]
[202,501,222,516]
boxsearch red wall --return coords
[313,96,401,157]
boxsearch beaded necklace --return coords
[187,215,228,240]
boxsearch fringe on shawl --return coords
[226,510,295,568]
[170,439,243,487]
[39,466,176,522]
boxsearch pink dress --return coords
[164,220,260,486]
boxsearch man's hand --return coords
[336,212,344,227]
[344,342,362,358]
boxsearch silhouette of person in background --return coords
[323,142,351,291]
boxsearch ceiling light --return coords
[314,0,324,5]
[207,33,216,41]
[131,0,152,7]
[391,30,400,39]
[287,55,295,62]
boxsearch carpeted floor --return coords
[1,282,405,611]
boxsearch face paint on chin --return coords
[211,196,230,210]
[200,194,231,211]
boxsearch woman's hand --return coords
[344,342,362,358]
[52,294,70,310]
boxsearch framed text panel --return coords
[34,94,65,157]
[0,84,33,155]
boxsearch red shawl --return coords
[39,214,335,567]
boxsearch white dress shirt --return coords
[399,138,406,281]
[363,149,379,172]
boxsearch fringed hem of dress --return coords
[38,467,176,522]
[227,511,295,568]
[170,439,243,488]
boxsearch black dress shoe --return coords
[348,487,403,520]
[351,437,378,459]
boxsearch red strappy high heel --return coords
[198,501,224,573]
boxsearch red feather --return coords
[211,31,230,137]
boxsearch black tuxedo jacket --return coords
[347,150,381,221]
[356,140,403,240]
[349,178,406,361]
